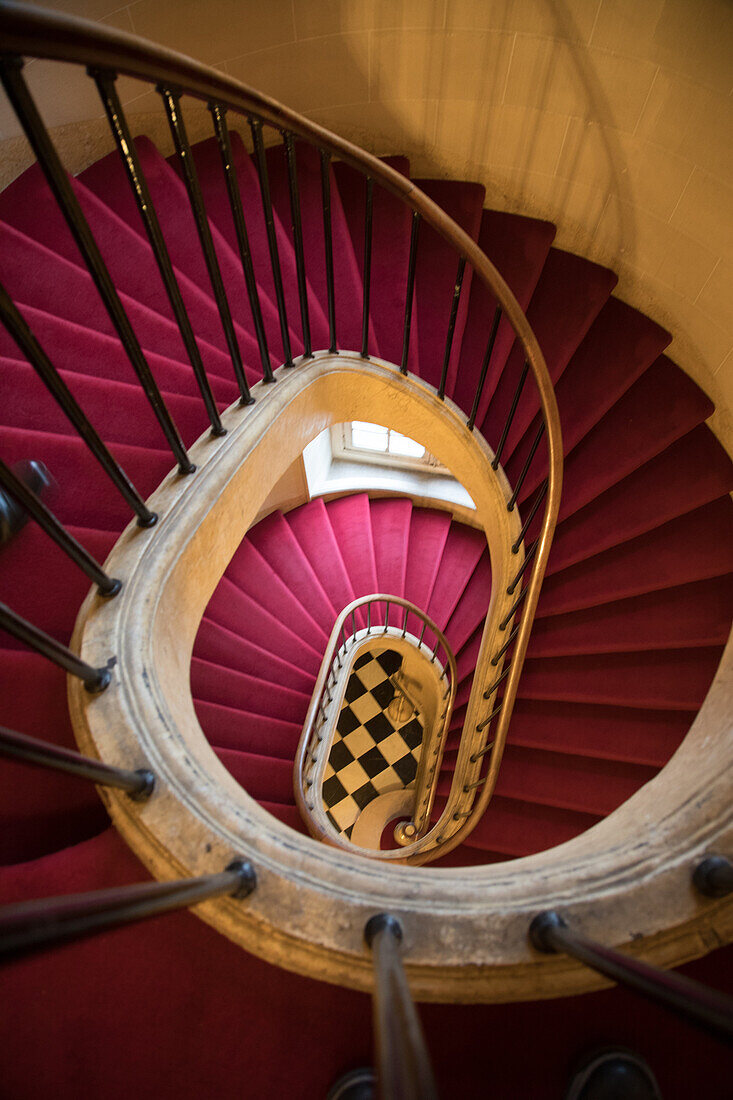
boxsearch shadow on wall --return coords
[1,0,635,264]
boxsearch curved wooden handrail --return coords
[0,0,562,855]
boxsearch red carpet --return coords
[0,132,731,1097]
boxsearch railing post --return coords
[249,117,293,367]
[364,914,438,1100]
[0,601,112,693]
[0,458,121,596]
[0,725,154,799]
[438,256,466,399]
[529,910,733,1044]
[209,103,274,381]
[0,860,256,961]
[283,131,313,359]
[467,304,502,432]
[401,212,420,374]
[320,149,337,353]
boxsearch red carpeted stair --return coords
[1,128,732,1099]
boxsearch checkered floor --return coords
[321,648,425,840]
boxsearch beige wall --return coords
[2,0,731,442]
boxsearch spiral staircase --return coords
[0,4,732,1097]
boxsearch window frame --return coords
[330,422,451,476]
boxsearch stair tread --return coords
[451,209,556,427]
[78,139,267,369]
[333,157,414,367]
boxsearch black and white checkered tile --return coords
[321,648,424,840]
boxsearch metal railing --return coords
[529,905,733,1046]
[294,594,457,857]
[0,4,562,844]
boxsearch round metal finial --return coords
[693,855,733,899]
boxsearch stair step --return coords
[213,747,296,805]
[538,498,733,615]
[205,577,322,676]
[492,248,618,455]
[0,301,239,401]
[244,510,337,637]
[193,699,302,759]
[528,575,733,657]
[517,647,724,711]
[548,424,733,574]
[194,618,316,695]
[403,508,453,613]
[507,297,673,498]
[369,498,412,599]
[431,793,601,857]
[0,424,170,533]
[285,498,356,618]
[222,539,330,649]
[451,209,555,427]
[502,699,695,768]
[536,356,717,524]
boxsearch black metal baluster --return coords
[283,132,312,360]
[0,725,154,799]
[0,282,156,527]
[320,150,337,353]
[470,740,495,763]
[438,257,466,399]
[491,360,529,471]
[492,623,520,666]
[498,586,528,632]
[361,177,374,359]
[209,103,273,382]
[0,58,195,476]
[249,118,293,367]
[0,860,256,961]
[0,459,121,596]
[92,69,226,436]
[507,537,539,595]
[467,305,502,431]
[507,422,545,511]
[483,664,511,699]
[530,911,733,1044]
[512,478,548,554]
[159,86,253,406]
[401,212,420,374]
[0,601,112,692]
[476,700,503,733]
[364,914,438,1100]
